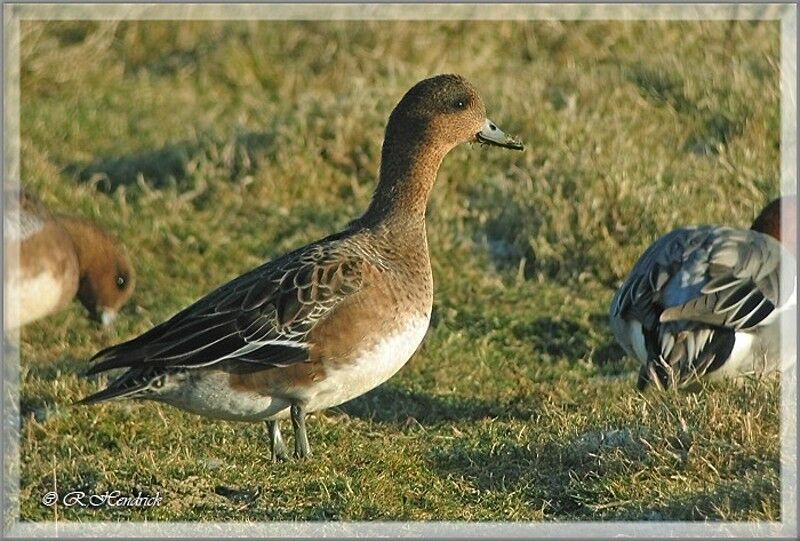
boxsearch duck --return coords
[78,74,524,460]
[4,188,136,330]
[609,195,797,389]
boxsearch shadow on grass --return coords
[63,130,277,194]
[426,426,691,520]
[426,438,616,519]
[624,473,780,521]
[586,313,628,366]
[591,341,627,367]
[511,313,626,367]
[513,316,603,363]
[338,384,535,425]
[428,414,775,520]
[19,352,84,382]
[17,353,86,427]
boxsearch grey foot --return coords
[290,403,312,459]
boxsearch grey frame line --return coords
[779,4,799,540]
[1,3,794,21]
[1,2,797,538]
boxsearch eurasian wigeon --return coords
[79,74,524,459]
[4,188,135,330]
[610,196,797,389]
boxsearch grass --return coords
[14,19,784,522]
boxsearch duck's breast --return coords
[303,314,431,412]
[6,220,79,328]
[300,259,432,412]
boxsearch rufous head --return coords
[384,73,524,154]
[57,216,135,325]
[750,195,797,257]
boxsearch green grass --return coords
[15,20,783,522]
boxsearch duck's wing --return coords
[86,235,368,376]
[609,227,701,362]
[657,227,791,329]
[610,226,792,387]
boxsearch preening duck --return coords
[610,196,797,389]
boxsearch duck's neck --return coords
[360,133,449,231]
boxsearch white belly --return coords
[303,316,430,413]
[156,316,430,422]
[709,332,758,379]
[157,371,291,422]
[5,271,72,329]
[710,288,797,380]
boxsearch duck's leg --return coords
[266,420,290,462]
[290,403,312,459]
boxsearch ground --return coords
[14,19,784,522]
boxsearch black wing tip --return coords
[84,361,110,377]
[74,384,133,406]
[84,347,139,376]
[85,346,116,370]
[73,391,107,407]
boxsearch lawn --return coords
[13,18,784,522]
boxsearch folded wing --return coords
[86,239,365,376]
[610,226,792,387]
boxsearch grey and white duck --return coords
[610,196,797,389]
[78,74,524,459]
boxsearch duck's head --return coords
[365,74,523,225]
[57,216,136,325]
[384,73,524,154]
[751,195,797,257]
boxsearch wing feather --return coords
[87,236,367,376]
[611,225,792,388]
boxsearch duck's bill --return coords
[99,309,118,326]
[476,119,524,151]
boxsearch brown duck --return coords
[5,188,135,329]
[79,74,524,459]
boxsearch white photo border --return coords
[2,2,797,538]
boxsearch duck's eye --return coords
[116,275,126,290]
[453,99,466,110]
